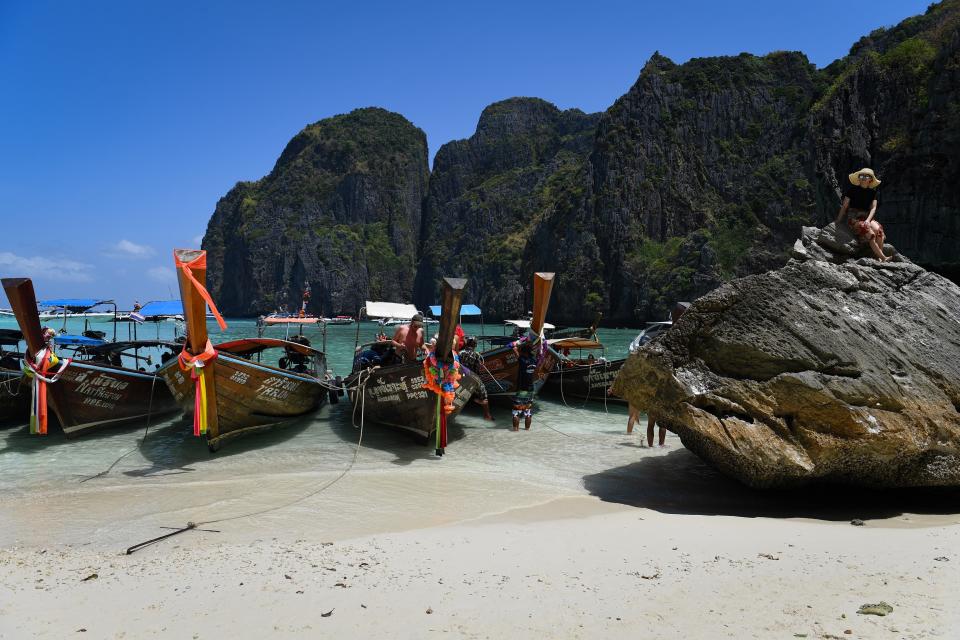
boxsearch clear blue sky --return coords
[0,0,933,309]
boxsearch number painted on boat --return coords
[230,371,250,385]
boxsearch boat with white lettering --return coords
[344,279,481,454]
[542,336,626,404]
[1,279,180,436]
[156,249,334,451]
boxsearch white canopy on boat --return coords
[504,319,556,330]
[364,301,420,319]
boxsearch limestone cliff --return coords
[203,2,960,323]
[202,108,429,316]
[413,98,600,321]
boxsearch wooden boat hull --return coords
[543,358,627,403]
[346,363,481,441]
[0,368,30,424]
[158,352,328,450]
[46,361,179,436]
[476,346,557,400]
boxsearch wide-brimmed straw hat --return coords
[848,167,881,188]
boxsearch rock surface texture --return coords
[613,226,960,488]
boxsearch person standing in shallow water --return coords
[511,340,537,431]
[836,167,890,262]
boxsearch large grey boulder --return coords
[613,226,960,488]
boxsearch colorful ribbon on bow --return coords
[173,251,227,331]
[423,351,461,456]
[21,347,72,435]
[178,339,217,436]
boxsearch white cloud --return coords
[146,266,176,283]
[108,239,155,258]
[192,235,204,246]
[0,252,94,282]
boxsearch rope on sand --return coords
[125,369,372,555]
[79,374,162,483]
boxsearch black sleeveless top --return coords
[844,184,878,212]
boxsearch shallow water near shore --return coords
[0,316,957,550]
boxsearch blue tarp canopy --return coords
[38,298,113,310]
[429,304,482,317]
[139,300,183,317]
[53,334,106,346]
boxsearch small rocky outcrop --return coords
[613,226,960,488]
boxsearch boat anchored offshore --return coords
[475,273,558,401]
[157,249,335,451]
[1,279,180,437]
[344,279,481,454]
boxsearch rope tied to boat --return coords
[177,339,217,436]
[21,339,72,435]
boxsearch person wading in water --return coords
[836,167,890,262]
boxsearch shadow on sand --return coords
[582,448,960,521]
[123,411,324,478]
[328,399,466,466]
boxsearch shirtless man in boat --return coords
[391,313,424,363]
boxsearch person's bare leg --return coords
[870,222,889,261]
[627,406,637,435]
[647,421,655,448]
[524,415,532,430]
[480,399,493,421]
[512,415,519,431]
[659,426,667,447]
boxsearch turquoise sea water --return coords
[0,316,659,520]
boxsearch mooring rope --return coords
[126,368,372,554]
[79,373,161,483]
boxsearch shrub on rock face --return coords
[613,226,960,488]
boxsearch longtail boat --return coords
[476,272,558,400]
[542,336,626,404]
[157,249,333,451]
[1,278,179,436]
[344,278,481,455]
[0,329,30,423]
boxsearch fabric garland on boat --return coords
[423,351,461,456]
[178,339,218,436]
[21,347,72,435]
[173,251,228,331]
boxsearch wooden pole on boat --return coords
[529,272,556,337]
[435,277,467,362]
[1,277,68,424]
[172,249,220,441]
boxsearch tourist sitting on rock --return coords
[835,167,889,262]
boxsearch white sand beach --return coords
[1,428,957,639]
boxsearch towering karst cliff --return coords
[203,1,960,322]
[413,98,600,321]
[203,108,429,316]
